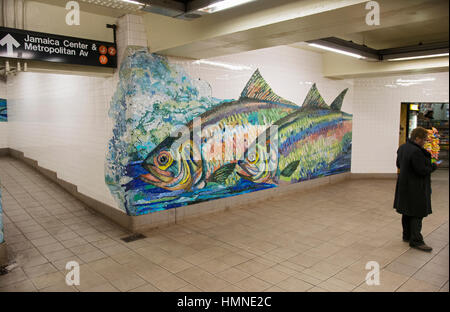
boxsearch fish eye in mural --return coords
[105,48,352,216]
[0,99,7,122]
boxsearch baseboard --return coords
[0,242,7,266]
[0,148,9,157]
[2,148,393,233]
[351,173,397,180]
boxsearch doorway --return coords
[400,102,449,169]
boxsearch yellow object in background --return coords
[410,104,420,111]
[424,127,440,162]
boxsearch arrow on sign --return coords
[0,34,20,56]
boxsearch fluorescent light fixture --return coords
[387,53,449,61]
[198,0,257,13]
[193,59,252,71]
[396,78,435,83]
[119,0,144,5]
[82,0,144,9]
[394,77,436,86]
[308,43,365,59]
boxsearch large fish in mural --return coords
[237,84,352,184]
[139,69,300,191]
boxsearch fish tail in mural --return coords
[139,68,299,192]
[237,84,352,185]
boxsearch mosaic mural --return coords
[0,99,6,122]
[105,48,352,216]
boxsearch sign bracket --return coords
[106,24,117,47]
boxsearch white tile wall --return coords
[204,46,354,114]
[352,72,449,173]
[117,14,148,62]
[176,46,354,114]
[6,72,118,207]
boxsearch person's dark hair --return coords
[410,127,428,141]
[424,110,434,118]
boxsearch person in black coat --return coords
[394,127,439,252]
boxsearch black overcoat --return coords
[394,139,437,217]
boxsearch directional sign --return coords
[0,34,20,56]
[0,26,117,68]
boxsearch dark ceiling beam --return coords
[140,0,225,19]
[380,42,449,60]
[140,0,186,17]
[185,0,224,13]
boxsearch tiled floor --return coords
[0,156,448,292]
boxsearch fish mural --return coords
[237,84,352,184]
[139,69,299,192]
[0,99,6,122]
[106,48,352,216]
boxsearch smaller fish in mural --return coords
[139,69,300,191]
[237,84,352,185]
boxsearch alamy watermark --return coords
[365,261,380,286]
[365,1,380,26]
[66,1,80,26]
[65,261,80,286]
[168,116,279,165]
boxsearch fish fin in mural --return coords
[330,88,348,111]
[239,69,297,106]
[209,163,236,184]
[280,160,300,177]
[301,84,329,110]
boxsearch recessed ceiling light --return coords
[193,59,252,71]
[119,0,144,5]
[198,0,257,14]
[396,78,435,83]
[307,43,365,59]
[80,0,144,11]
[387,53,449,61]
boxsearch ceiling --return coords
[32,0,144,17]
[289,1,448,56]
[340,19,449,50]
[32,0,227,18]
[31,0,449,60]
[291,18,449,55]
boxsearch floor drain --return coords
[121,233,146,243]
[0,266,8,275]
[0,262,18,275]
